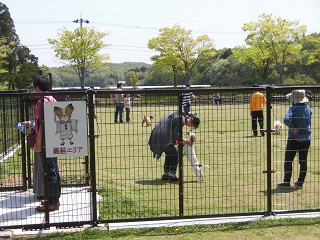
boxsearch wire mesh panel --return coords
[271,88,320,212]
[1,87,320,230]
[0,95,22,190]
[0,92,93,229]
[95,91,182,220]
[182,89,267,216]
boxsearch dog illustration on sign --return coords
[54,103,78,145]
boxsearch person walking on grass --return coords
[250,85,267,137]
[111,83,124,123]
[124,93,131,122]
[182,84,197,115]
[277,89,312,189]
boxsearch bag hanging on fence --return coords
[27,128,36,148]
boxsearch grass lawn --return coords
[20,216,320,239]
[1,90,319,235]
[86,91,320,221]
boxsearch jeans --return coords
[45,156,61,205]
[125,108,130,122]
[164,145,179,174]
[164,155,179,175]
[283,139,310,183]
[183,103,191,115]
[114,103,124,122]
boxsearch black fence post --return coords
[265,86,273,216]
[178,93,184,217]
[18,90,28,191]
[88,89,98,226]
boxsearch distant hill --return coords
[49,62,151,88]
[106,62,151,78]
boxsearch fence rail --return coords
[0,85,319,230]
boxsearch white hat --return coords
[286,89,308,103]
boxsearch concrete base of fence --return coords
[108,212,320,230]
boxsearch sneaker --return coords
[277,182,291,188]
[162,174,170,181]
[35,205,59,212]
[294,181,304,189]
[41,200,60,207]
[168,174,179,182]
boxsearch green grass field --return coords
[1,90,319,230]
[85,93,320,221]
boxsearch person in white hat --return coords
[277,89,312,189]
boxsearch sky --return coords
[3,0,320,67]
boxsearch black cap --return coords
[187,112,200,128]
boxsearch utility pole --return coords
[73,18,89,27]
[73,15,89,90]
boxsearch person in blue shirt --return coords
[277,90,312,189]
[213,93,221,105]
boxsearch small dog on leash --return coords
[183,130,208,182]
[273,120,283,134]
[142,115,153,127]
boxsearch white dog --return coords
[183,130,208,182]
[273,120,283,134]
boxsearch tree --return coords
[233,45,274,84]
[234,14,306,84]
[0,38,14,74]
[0,3,19,88]
[148,24,215,86]
[299,33,320,83]
[0,3,40,90]
[128,71,139,88]
[48,26,110,89]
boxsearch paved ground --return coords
[0,187,101,238]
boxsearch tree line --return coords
[0,2,319,90]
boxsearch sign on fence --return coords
[44,101,88,157]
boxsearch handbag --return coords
[27,128,36,148]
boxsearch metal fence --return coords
[0,86,319,231]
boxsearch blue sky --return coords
[4,0,320,67]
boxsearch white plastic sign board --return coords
[44,101,88,157]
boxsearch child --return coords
[124,93,131,122]
[277,90,312,189]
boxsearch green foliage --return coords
[0,4,40,90]
[48,26,110,89]
[148,24,216,86]
[50,62,150,88]
[0,38,14,74]
[283,74,317,85]
[14,62,39,89]
[234,14,307,85]
[126,71,139,88]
